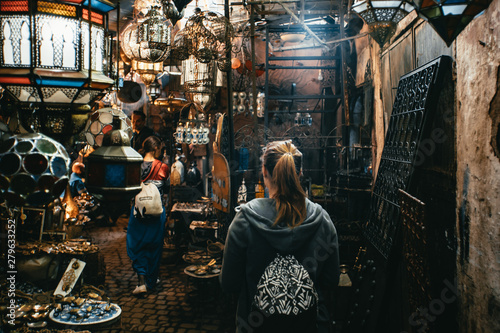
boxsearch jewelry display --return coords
[54,258,86,296]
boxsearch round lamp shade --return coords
[231,58,242,69]
[0,133,70,206]
[83,108,132,148]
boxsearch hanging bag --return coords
[134,182,163,218]
[134,161,165,219]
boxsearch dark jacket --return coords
[131,126,154,152]
[220,198,340,332]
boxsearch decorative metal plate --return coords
[399,189,431,317]
[363,56,451,259]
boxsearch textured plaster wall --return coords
[455,0,500,331]
[355,0,500,330]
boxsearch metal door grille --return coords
[363,56,451,259]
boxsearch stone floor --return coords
[87,215,236,333]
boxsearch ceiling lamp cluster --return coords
[352,0,494,47]
[0,0,116,137]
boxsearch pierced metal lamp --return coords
[352,0,415,47]
[120,5,172,87]
[171,9,234,71]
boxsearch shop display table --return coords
[184,263,221,306]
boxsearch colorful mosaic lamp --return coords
[352,0,415,47]
[85,115,142,221]
[0,0,115,137]
[409,0,493,46]
[83,107,133,148]
[0,132,71,207]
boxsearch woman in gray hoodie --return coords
[220,140,340,333]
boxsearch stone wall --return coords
[455,0,500,331]
[355,0,500,330]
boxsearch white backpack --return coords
[134,182,163,218]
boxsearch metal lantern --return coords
[148,80,162,101]
[120,5,172,89]
[85,116,142,222]
[0,0,115,136]
[170,29,191,61]
[0,133,71,207]
[120,6,172,64]
[181,56,216,110]
[352,0,414,46]
[409,0,493,46]
[83,107,132,148]
[171,9,233,70]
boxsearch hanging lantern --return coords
[409,0,493,46]
[148,80,162,101]
[170,29,191,61]
[120,5,172,87]
[137,5,172,63]
[170,9,234,70]
[181,56,216,110]
[0,133,71,207]
[0,0,115,137]
[352,0,415,47]
[85,116,142,222]
[83,107,132,148]
[120,5,173,63]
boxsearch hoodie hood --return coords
[237,198,327,253]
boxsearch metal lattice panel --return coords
[35,15,80,70]
[41,87,79,102]
[41,87,59,100]
[399,189,431,320]
[5,85,40,101]
[0,15,30,67]
[81,22,105,72]
[364,56,451,259]
[74,89,100,104]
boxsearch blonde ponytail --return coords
[262,141,306,228]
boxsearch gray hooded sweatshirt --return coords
[220,198,340,332]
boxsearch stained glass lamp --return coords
[0,0,115,137]
[83,107,132,148]
[352,0,415,46]
[85,116,142,222]
[0,133,70,207]
[409,0,493,46]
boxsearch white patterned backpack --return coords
[252,253,319,332]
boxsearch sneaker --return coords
[132,284,147,295]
